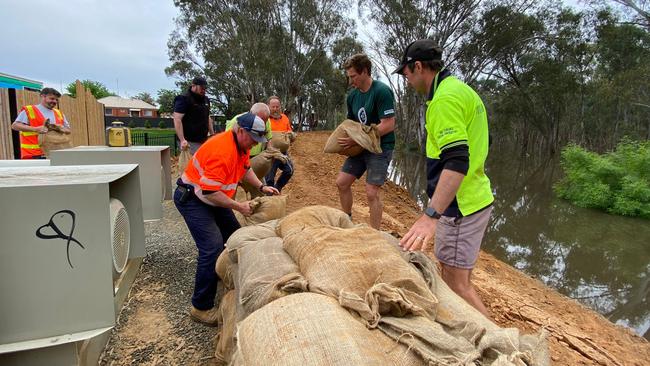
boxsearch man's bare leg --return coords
[336,172,357,217]
[440,263,490,318]
[366,183,382,229]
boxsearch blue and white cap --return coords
[237,112,267,143]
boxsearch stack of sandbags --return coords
[323,119,382,157]
[212,205,549,366]
[234,195,288,227]
[270,132,291,153]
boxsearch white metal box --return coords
[0,164,145,365]
[50,146,172,221]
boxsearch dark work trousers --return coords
[264,157,294,192]
[173,184,240,310]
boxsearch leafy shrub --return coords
[144,120,152,129]
[554,139,650,218]
[158,120,166,129]
[127,121,136,129]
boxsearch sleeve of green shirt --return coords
[225,116,236,131]
[429,96,469,149]
[377,86,396,119]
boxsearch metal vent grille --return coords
[109,198,130,274]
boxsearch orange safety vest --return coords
[182,131,250,200]
[269,113,292,132]
[19,105,65,159]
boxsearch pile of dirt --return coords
[100,131,649,366]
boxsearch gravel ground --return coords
[99,200,218,366]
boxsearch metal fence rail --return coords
[131,132,179,156]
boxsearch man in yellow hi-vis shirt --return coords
[395,39,494,318]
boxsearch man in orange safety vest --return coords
[11,87,71,159]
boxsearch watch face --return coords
[425,207,439,219]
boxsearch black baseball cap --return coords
[191,76,207,86]
[392,39,443,75]
[237,113,268,143]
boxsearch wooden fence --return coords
[0,80,105,159]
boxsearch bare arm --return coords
[203,190,250,214]
[400,169,465,252]
[376,116,396,136]
[429,169,464,213]
[208,116,215,135]
[173,112,188,149]
[242,169,279,195]
[12,121,47,134]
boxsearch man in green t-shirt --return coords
[336,53,396,230]
[394,39,494,318]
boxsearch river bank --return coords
[100,131,649,365]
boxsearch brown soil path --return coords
[101,131,649,366]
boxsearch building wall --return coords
[104,108,158,118]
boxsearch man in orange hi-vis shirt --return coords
[174,113,279,326]
[264,95,294,192]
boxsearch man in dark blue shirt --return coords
[173,77,214,154]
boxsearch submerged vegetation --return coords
[555,139,650,218]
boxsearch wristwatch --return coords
[424,207,441,219]
[259,183,265,191]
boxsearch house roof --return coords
[98,96,158,110]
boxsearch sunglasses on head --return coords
[244,126,265,137]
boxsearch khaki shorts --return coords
[434,206,492,269]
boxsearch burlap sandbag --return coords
[282,224,438,327]
[225,219,278,263]
[178,148,191,174]
[234,186,248,202]
[323,120,382,156]
[234,293,426,366]
[276,205,355,237]
[237,237,308,315]
[270,131,291,153]
[234,195,287,227]
[39,130,72,157]
[241,147,288,196]
[214,290,237,365]
[405,252,550,366]
[215,251,235,290]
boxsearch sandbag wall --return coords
[214,205,550,366]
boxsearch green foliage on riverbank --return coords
[555,140,650,218]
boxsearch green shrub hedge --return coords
[554,139,650,218]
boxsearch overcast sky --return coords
[1,0,587,100]
[0,0,180,98]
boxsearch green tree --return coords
[65,79,115,99]
[166,0,354,124]
[156,89,179,115]
[133,92,156,105]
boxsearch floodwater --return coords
[388,146,650,339]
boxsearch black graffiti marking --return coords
[36,210,85,269]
